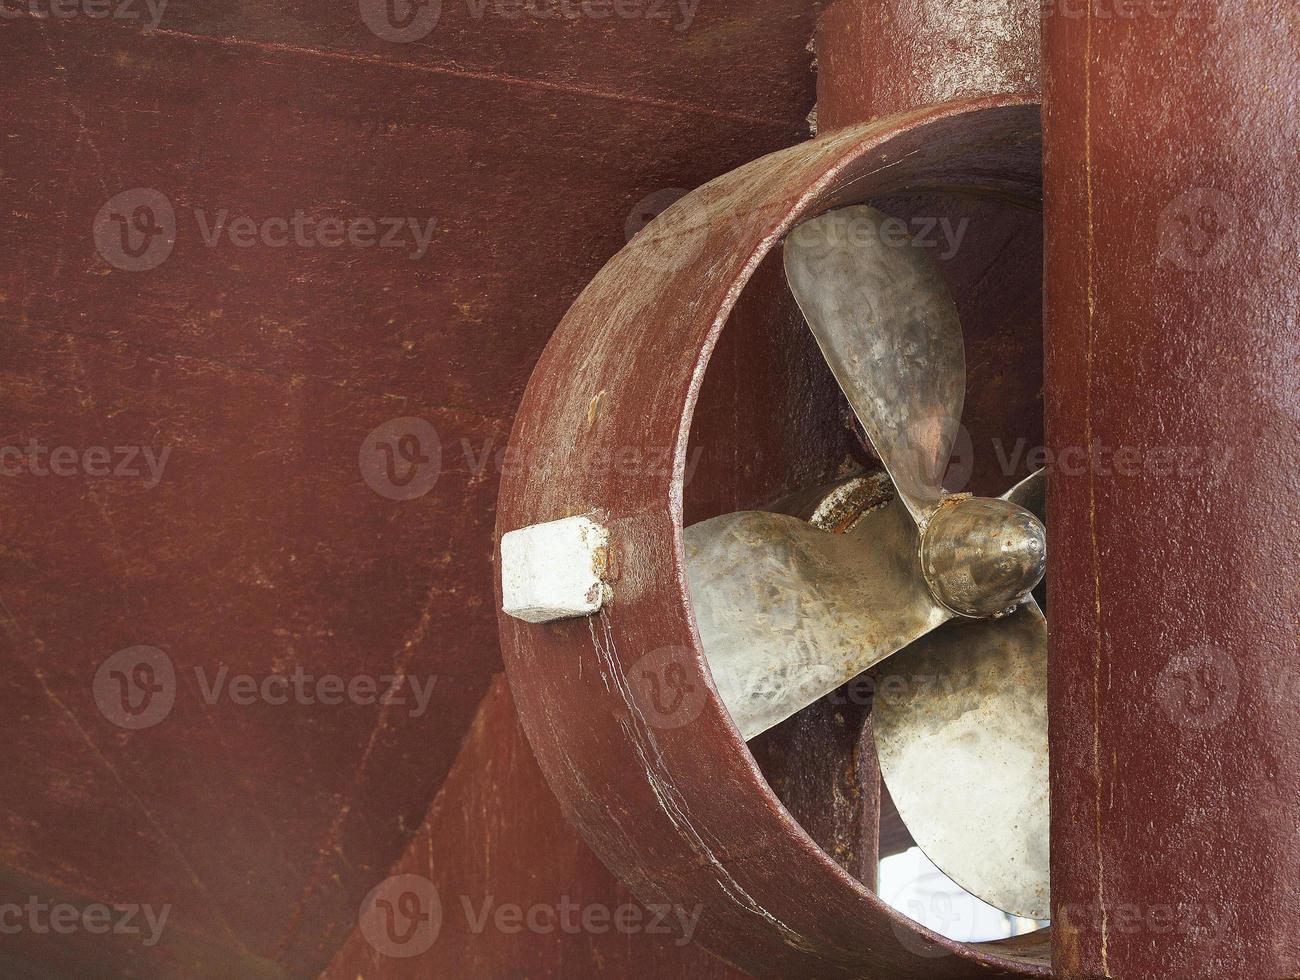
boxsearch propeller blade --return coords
[871,598,1049,920]
[1001,466,1046,523]
[685,496,951,740]
[1001,467,1047,609]
[783,206,965,523]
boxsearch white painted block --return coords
[501,515,610,623]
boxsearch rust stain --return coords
[587,388,607,429]
[1082,3,1111,973]
[1056,912,1082,975]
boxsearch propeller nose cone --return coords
[920,496,1047,618]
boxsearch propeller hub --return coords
[919,496,1046,618]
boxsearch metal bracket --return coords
[500,515,610,623]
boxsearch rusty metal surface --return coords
[321,675,749,979]
[815,0,1041,132]
[496,97,1050,977]
[0,8,819,976]
[1043,2,1299,977]
[803,471,895,531]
